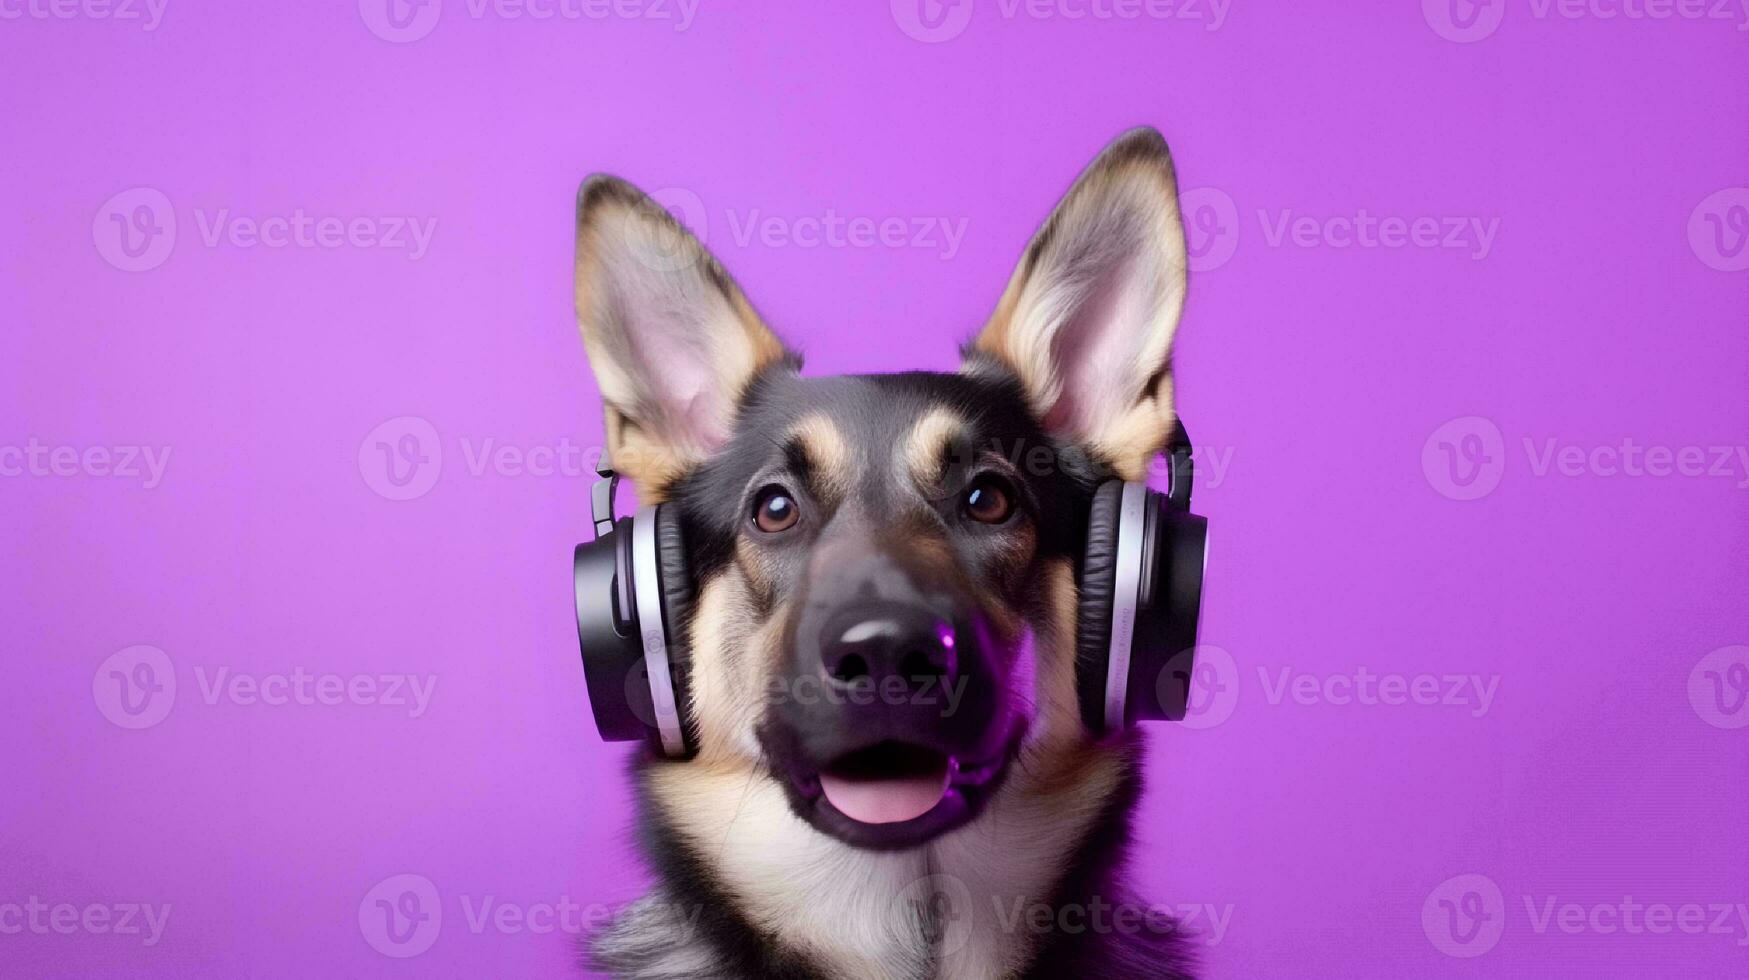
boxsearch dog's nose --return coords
[821,603,957,694]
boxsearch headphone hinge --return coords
[590,459,620,540]
[1166,421,1194,510]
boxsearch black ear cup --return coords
[1074,481,1126,734]
[575,517,647,742]
[1128,507,1207,723]
[1075,468,1209,734]
[574,503,695,758]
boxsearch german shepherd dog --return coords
[575,128,1199,979]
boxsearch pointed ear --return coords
[965,127,1189,481]
[574,176,796,497]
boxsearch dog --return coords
[571,127,1203,979]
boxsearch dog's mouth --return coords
[779,737,1021,850]
[819,743,952,824]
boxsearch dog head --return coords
[574,128,1188,853]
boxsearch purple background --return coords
[4,1,1748,976]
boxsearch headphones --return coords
[574,424,1209,758]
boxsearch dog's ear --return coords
[574,176,796,496]
[965,127,1188,481]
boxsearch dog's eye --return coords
[963,475,1015,525]
[752,486,800,533]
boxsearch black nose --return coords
[821,603,957,693]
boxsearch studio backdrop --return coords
[3,2,1747,977]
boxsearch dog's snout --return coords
[770,535,1010,763]
[821,604,957,693]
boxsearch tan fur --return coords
[901,407,967,494]
[1090,373,1177,483]
[787,413,852,506]
[731,536,779,614]
[684,569,788,764]
[574,178,791,498]
[596,407,690,500]
[969,128,1188,478]
[1013,561,1105,786]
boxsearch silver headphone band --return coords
[631,507,686,756]
[1102,481,1148,734]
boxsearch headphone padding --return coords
[1075,480,1126,734]
[653,504,697,756]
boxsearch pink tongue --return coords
[820,766,951,825]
